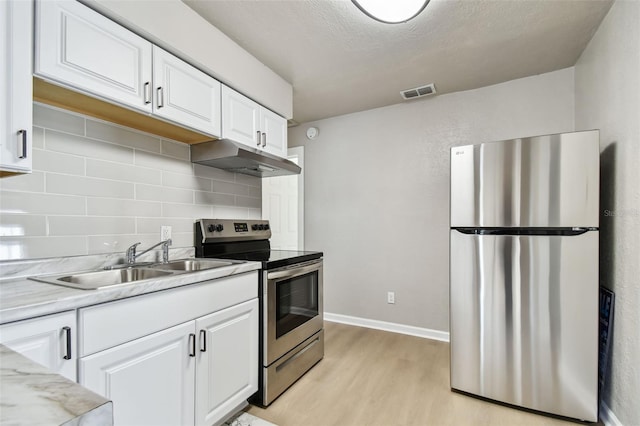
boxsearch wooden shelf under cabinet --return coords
[33,78,215,144]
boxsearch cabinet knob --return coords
[62,326,72,360]
[17,130,27,159]
[188,333,196,357]
[199,329,207,352]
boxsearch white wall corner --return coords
[324,313,450,342]
[600,401,624,426]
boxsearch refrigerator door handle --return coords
[453,227,593,236]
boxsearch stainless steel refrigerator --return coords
[449,130,599,422]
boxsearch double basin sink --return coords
[30,259,236,290]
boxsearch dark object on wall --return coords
[599,286,615,396]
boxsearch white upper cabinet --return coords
[0,311,77,381]
[35,0,153,113]
[153,46,221,136]
[34,0,222,138]
[260,108,287,158]
[1,0,33,173]
[222,85,260,148]
[222,85,288,158]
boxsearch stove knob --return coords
[264,224,270,230]
[215,224,224,232]
[258,224,264,230]
[252,224,258,231]
[207,224,215,232]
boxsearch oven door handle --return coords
[267,261,322,280]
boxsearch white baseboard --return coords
[600,401,623,426]
[324,312,450,342]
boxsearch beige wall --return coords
[575,1,640,424]
[289,68,575,333]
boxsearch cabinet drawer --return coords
[79,271,257,357]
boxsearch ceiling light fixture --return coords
[352,0,429,24]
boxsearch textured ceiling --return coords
[183,0,613,124]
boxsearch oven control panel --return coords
[197,219,271,243]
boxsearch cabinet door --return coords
[0,0,32,173]
[195,299,258,426]
[221,85,260,149]
[153,46,221,137]
[260,108,288,158]
[35,0,153,113]
[80,321,195,426]
[0,311,76,381]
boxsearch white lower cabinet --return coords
[196,299,258,426]
[0,311,76,381]
[78,273,259,426]
[80,321,195,426]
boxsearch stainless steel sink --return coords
[150,259,233,271]
[31,268,174,290]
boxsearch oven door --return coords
[264,259,323,365]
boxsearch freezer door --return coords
[450,130,599,228]
[450,230,598,422]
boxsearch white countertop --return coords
[0,259,261,324]
[0,344,113,425]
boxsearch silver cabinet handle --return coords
[143,82,151,104]
[199,329,207,352]
[261,132,266,147]
[256,131,261,146]
[17,130,27,159]
[62,326,72,360]
[157,87,164,108]
[188,333,196,357]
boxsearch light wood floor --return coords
[247,322,601,426]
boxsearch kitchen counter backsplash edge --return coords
[0,247,195,282]
[0,249,261,324]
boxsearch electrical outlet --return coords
[161,226,172,241]
[387,291,395,304]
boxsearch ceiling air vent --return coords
[401,83,436,100]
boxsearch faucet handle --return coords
[162,239,172,263]
[126,242,141,263]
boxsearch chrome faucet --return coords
[126,239,172,264]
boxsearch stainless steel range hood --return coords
[190,139,301,177]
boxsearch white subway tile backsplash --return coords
[33,103,85,136]
[0,191,86,215]
[0,104,262,260]
[136,184,193,203]
[161,140,190,160]
[47,173,135,199]
[194,191,235,206]
[162,202,212,218]
[32,127,44,149]
[47,130,134,164]
[248,186,262,198]
[87,234,160,255]
[135,218,194,234]
[0,215,47,237]
[236,196,261,209]
[135,150,194,174]
[33,148,85,175]
[162,171,212,191]
[0,172,45,193]
[235,173,262,187]
[193,163,235,182]
[212,180,250,196]
[86,120,162,153]
[86,159,161,185]
[87,198,161,217]
[211,206,250,219]
[49,216,135,236]
[0,236,88,260]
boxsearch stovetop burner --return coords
[194,219,322,269]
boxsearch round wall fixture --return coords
[306,127,319,140]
